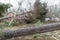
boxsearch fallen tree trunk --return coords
[0,16,11,21]
[1,22,60,40]
[0,12,32,21]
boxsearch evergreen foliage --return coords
[0,2,12,17]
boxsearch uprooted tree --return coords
[0,0,48,24]
[20,0,48,23]
[16,0,48,23]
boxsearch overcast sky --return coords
[0,0,60,11]
[0,0,60,6]
[0,0,60,5]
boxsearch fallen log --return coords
[0,16,11,21]
[0,12,31,21]
[1,22,60,40]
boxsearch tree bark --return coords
[0,16,11,21]
[1,22,60,39]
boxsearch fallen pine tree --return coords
[1,22,60,40]
[0,16,11,21]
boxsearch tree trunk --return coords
[0,16,11,21]
[1,22,60,40]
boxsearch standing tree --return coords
[34,0,48,22]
